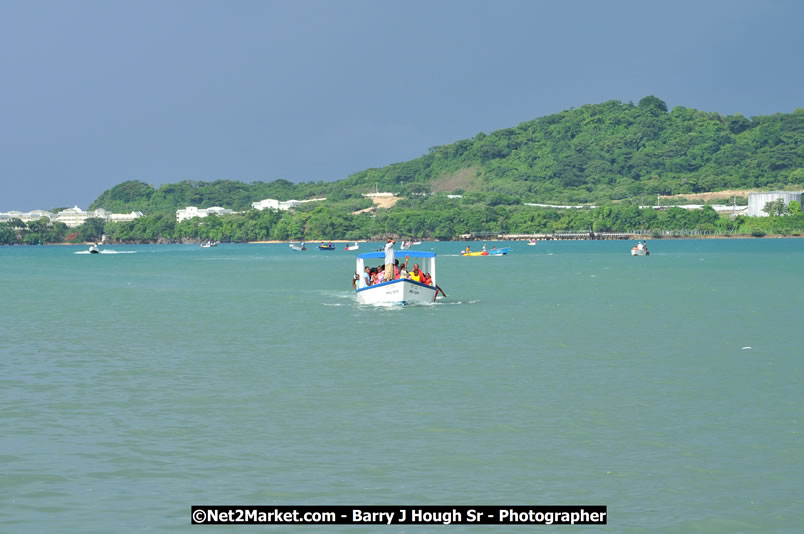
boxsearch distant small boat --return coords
[411,241,422,245]
[400,241,411,250]
[345,242,359,251]
[460,246,510,256]
[631,241,649,256]
[318,242,335,251]
[88,244,100,254]
[200,240,218,248]
[527,238,538,246]
[290,242,307,251]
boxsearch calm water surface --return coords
[1,239,801,533]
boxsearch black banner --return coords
[191,505,607,525]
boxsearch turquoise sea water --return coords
[1,239,801,533]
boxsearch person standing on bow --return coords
[383,237,395,282]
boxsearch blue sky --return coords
[2,0,803,211]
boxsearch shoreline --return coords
[249,236,801,243]
[6,234,802,246]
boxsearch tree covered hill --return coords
[89,178,340,213]
[90,96,804,213]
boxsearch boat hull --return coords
[462,247,510,256]
[356,278,437,305]
[631,248,649,256]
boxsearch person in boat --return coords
[407,263,423,283]
[465,246,470,254]
[383,237,395,282]
[400,256,409,279]
[355,266,370,289]
[482,243,487,252]
[637,241,644,251]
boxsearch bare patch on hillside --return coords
[431,166,482,193]
[352,195,400,214]
[371,196,400,209]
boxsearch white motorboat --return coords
[631,241,649,256]
[345,242,359,251]
[289,242,306,251]
[88,244,100,254]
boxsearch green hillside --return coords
[342,96,804,203]
[89,96,804,214]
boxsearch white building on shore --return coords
[0,206,144,227]
[109,211,145,223]
[747,191,802,217]
[55,206,108,227]
[251,198,326,211]
[176,206,235,222]
[0,210,54,224]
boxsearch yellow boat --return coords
[460,246,511,256]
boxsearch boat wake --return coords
[433,299,479,306]
[74,250,136,254]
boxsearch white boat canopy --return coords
[355,250,436,287]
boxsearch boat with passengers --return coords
[631,241,650,256]
[354,250,440,305]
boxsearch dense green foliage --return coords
[88,179,350,213]
[335,97,804,203]
[4,200,804,245]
